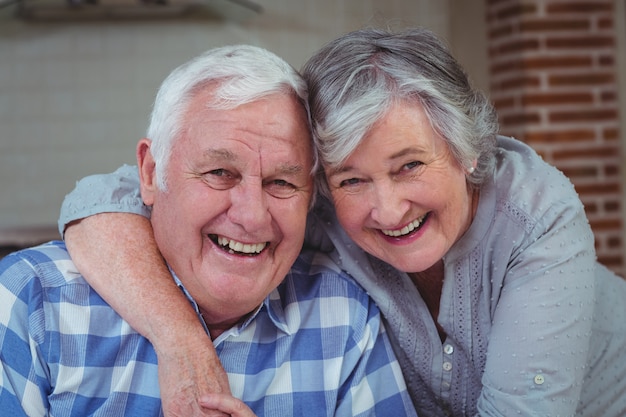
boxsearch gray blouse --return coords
[59,136,626,417]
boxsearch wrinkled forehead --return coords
[179,92,312,163]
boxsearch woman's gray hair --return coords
[301,27,499,198]
[147,44,315,190]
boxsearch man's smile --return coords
[210,234,268,256]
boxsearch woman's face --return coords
[325,102,476,273]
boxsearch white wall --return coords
[0,0,486,243]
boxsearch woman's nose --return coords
[369,182,410,227]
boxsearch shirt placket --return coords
[439,340,455,416]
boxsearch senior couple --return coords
[2,27,626,417]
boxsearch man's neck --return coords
[203,308,258,341]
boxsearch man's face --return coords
[139,90,313,335]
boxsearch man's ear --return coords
[137,138,157,205]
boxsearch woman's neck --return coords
[409,260,446,342]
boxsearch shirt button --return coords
[443,344,454,354]
[534,374,545,385]
[443,361,452,371]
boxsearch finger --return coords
[199,394,257,417]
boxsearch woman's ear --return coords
[137,138,157,205]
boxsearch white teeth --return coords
[381,216,424,237]
[216,236,266,254]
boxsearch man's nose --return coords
[227,181,271,232]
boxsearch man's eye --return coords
[209,169,229,177]
[201,169,238,190]
[265,179,298,198]
[274,179,292,187]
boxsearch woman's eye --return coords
[339,178,359,187]
[402,161,420,171]
[339,178,361,187]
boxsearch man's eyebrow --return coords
[276,163,304,175]
[202,148,305,175]
[202,148,237,161]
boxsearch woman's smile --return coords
[380,213,428,238]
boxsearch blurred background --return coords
[0,0,624,277]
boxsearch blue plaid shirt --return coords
[0,241,416,417]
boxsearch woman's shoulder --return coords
[495,136,568,183]
[493,136,582,213]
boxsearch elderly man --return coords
[0,45,416,417]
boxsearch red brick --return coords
[488,25,514,40]
[598,17,614,29]
[601,90,617,103]
[492,96,516,109]
[604,164,621,176]
[573,182,621,195]
[589,218,623,231]
[561,166,598,179]
[490,56,591,73]
[546,2,613,14]
[494,75,541,90]
[501,112,541,125]
[549,73,614,87]
[607,236,622,247]
[599,54,615,66]
[596,256,623,272]
[522,92,593,106]
[603,127,619,140]
[549,108,618,123]
[519,18,590,32]
[584,201,599,214]
[546,36,614,49]
[493,3,537,20]
[553,145,620,159]
[524,129,595,143]
[604,200,621,212]
[494,38,541,55]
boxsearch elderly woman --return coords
[60,28,626,416]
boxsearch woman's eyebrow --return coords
[326,164,354,178]
[326,146,425,178]
[388,146,424,160]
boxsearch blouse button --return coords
[443,361,452,371]
[443,344,454,355]
[534,374,545,385]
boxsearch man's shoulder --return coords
[0,240,85,290]
[284,248,370,303]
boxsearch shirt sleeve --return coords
[57,165,150,236]
[0,252,50,416]
[477,197,596,416]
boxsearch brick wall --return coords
[486,0,624,276]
